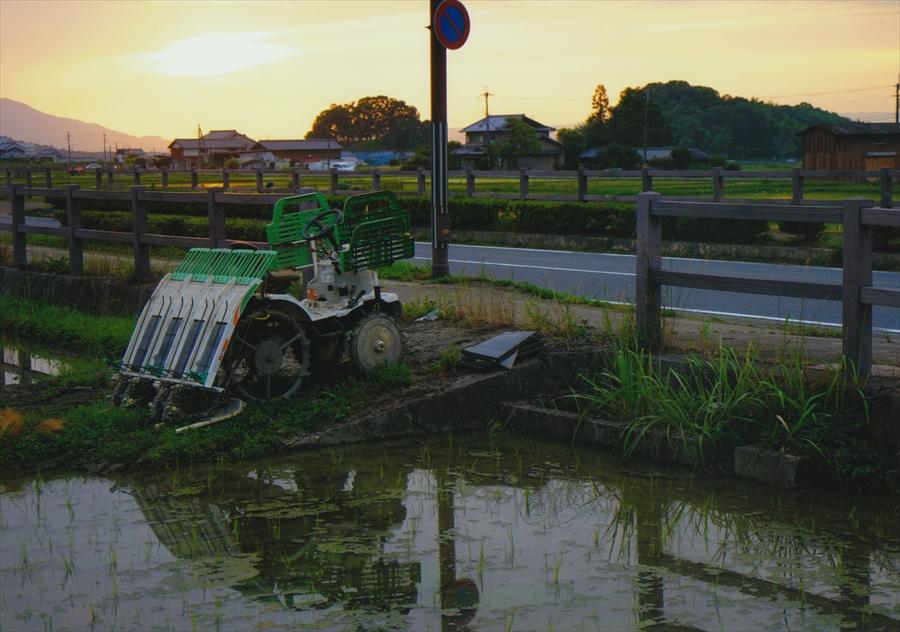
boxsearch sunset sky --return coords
[1,0,897,147]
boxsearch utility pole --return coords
[66,132,71,167]
[102,132,107,166]
[482,86,493,167]
[895,74,899,124]
[642,88,650,166]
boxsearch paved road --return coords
[0,215,59,229]
[411,242,900,333]
[4,214,898,332]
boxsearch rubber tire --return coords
[349,313,403,374]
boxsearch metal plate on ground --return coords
[462,331,543,370]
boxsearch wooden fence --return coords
[2,183,898,373]
[634,192,900,374]
[3,166,897,206]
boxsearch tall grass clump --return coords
[575,338,872,473]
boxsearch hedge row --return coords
[49,194,782,245]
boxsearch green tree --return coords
[496,117,540,169]
[556,125,588,169]
[608,88,672,149]
[588,84,611,124]
[307,103,354,145]
[224,157,240,169]
[307,96,428,149]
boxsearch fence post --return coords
[25,170,32,188]
[207,188,225,248]
[105,169,113,188]
[466,168,475,197]
[577,167,587,203]
[222,169,230,191]
[161,169,169,189]
[10,184,27,267]
[641,167,652,193]
[45,168,52,188]
[66,185,83,275]
[519,168,529,200]
[292,166,301,191]
[330,168,338,194]
[95,168,102,189]
[255,169,264,193]
[712,166,723,202]
[131,186,150,281]
[635,191,663,347]
[133,169,141,186]
[880,168,892,208]
[190,168,198,190]
[417,167,426,195]
[371,169,381,191]
[791,168,804,205]
[841,198,874,376]
[4,170,10,186]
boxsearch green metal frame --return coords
[264,191,413,273]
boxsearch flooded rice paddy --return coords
[1,435,899,631]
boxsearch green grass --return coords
[573,338,891,488]
[0,296,135,357]
[378,261,631,312]
[0,363,412,471]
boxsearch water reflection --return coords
[0,340,64,386]
[1,436,898,631]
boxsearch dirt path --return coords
[387,281,900,374]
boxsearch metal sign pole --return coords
[430,0,449,278]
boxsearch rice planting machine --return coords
[115,191,414,401]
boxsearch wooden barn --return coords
[801,123,900,171]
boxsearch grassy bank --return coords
[0,296,134,356]
[574,340,895,490]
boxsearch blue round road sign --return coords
[434,0,470,50]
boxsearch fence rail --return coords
[634,193,900,375]
[3,166,897,206]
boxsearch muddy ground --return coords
[0,318,559,419]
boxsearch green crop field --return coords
[4,167,891,202]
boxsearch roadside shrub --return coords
[665,217,769,244]
[48,192,778,246]
[55,210,267,242]
[777,220,826,243]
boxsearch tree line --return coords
[306,81,850,168]
[558,81,848,168]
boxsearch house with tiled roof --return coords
[453,114,565,170]
[168,130,257,169]
[246,139,342,167]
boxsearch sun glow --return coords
[133,31,296,77]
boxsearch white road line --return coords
[410,256,635,277]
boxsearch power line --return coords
[759,85,892,99]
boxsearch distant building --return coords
[169,130,256,169]
[0,141,27,159]
[115,147,145,164]
[247,139,342,167]
[801,123,900,171]
[635,147,710,162]
[453,114,565,170]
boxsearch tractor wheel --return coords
[349,313,404,374]
[227,307,309,401]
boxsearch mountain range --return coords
[0,98,170,153]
